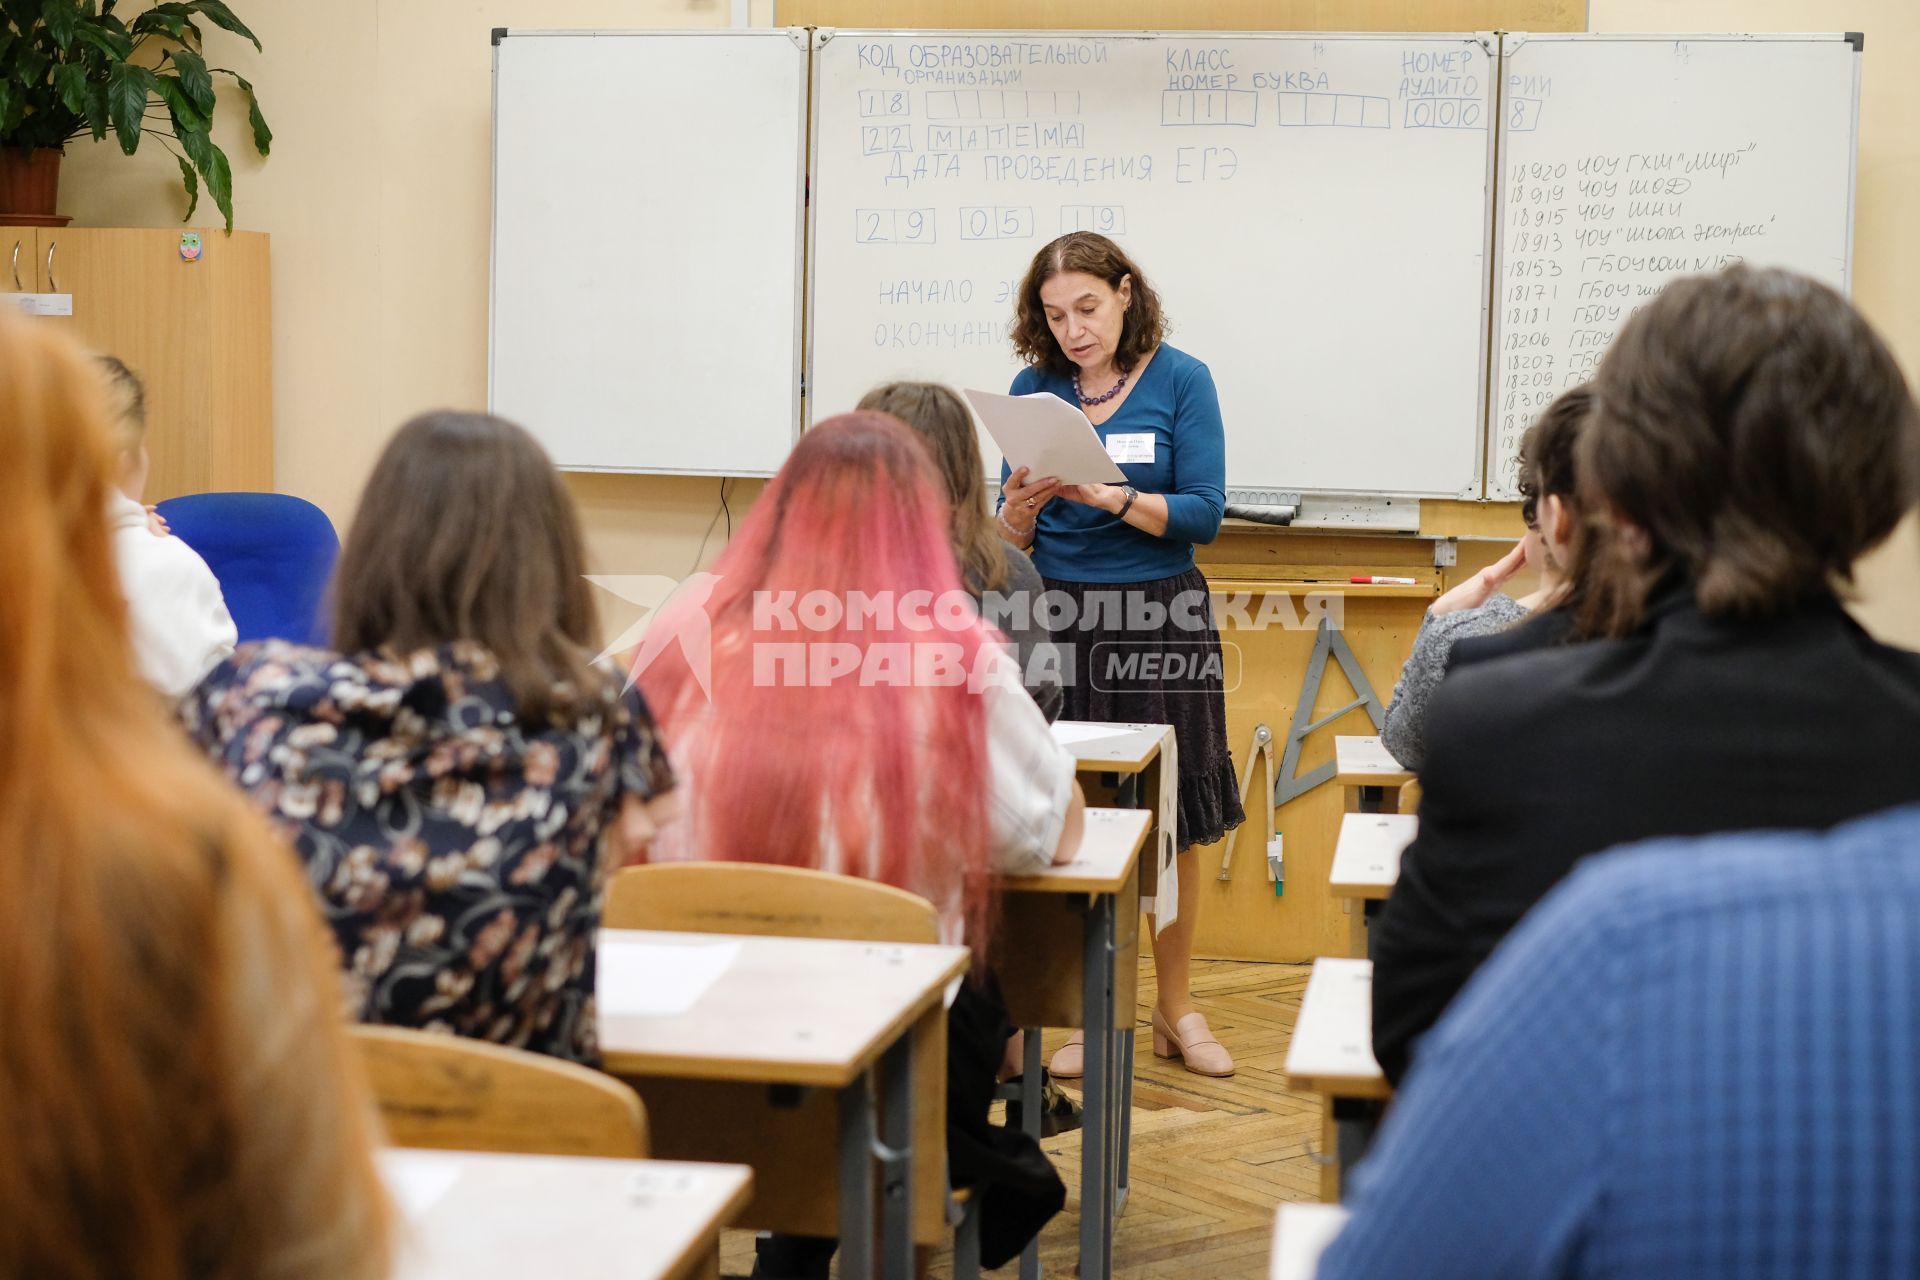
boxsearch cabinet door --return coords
[0,226,39,293]
[40,228,215,495]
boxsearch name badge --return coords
[1105,433,1155,464]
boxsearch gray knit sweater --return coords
[1380,593,1530,770]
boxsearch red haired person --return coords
[637,411,1086,1277]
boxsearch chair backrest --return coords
[351,1026,647,1158]
[153,492,339,646]
[604,862,939,944]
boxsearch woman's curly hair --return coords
[1010,232,1168,376]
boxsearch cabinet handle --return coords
[8,241,18,292]
[44,241,56,292]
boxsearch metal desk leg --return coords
[1079,892,1117,1279]
[1018,1030,1044,1280]
[1116,1025,1135,1213]
[839,1071,875,1280]
[1332,1097,1382,1204]
[879,1036,915,1278]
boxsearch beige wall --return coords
[1590,0,1920,646]
[54,0,1920,644]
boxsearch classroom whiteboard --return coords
[489,30,810,475]
[807,31,1497,499]
[1487,33,1861,498]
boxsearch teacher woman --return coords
[998,232,1244,1078]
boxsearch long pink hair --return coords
[637,412,1001,947]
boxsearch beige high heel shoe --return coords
[1151,1008,1234,1077]
[1048,1030,1085,1079]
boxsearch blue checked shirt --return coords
[1318,805,1920,1280]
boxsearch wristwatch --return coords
[1115,484,1139,519]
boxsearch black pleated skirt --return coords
[1040,566,1245,851]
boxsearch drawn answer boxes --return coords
[1277,91,1389,129]
[959,206,1035,240]
[853,208,936,245]
[1060,205,1127,235]
[925,89,1082,120]
[1161,89,1258,126]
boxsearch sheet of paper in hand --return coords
[964,389,1128,485]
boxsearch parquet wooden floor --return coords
[717,956,1321,1278]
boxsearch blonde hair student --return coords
[0,312,392,1278]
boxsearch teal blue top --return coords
[1000,345,1226,585]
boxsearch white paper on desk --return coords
[382,1154,464,1222]
[597,939,741,1017]
[1051,721,1134,747]
[964,389,1127,485]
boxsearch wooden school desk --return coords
[1282,957,1391,1203]
[384,1148,752,1280]
[597,930,968,1280]
[1270,1202,1351,1280]
[996,806,1152,1280]
[1327,812,1417,958]
[1332,736,1413,816]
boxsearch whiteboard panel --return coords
[490,30,809,475]
[1487,34,1860,498]
[808,31,1496,499]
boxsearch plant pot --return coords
[0,148,73,227]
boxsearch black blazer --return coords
[1372,588,1920,1085]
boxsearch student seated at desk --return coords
[1321,807,1920,1280]
[859,380,1064,721]
[181,412,676,1065]
[1372,265,1920,1086]
[0,314,390,1278]
[1381,387,1589,768]
[636,411,1085,1277]
[97,355,239,698]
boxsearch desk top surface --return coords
[1332,735,1414,786]
[1283,957,1390,1099]
[1052,719,1172,772]
[1002,806,1151,895]
[597,929,968,1088]
[1328,812,1418,899]
[1270,1202,1350,1280]
[386,1149,752,1280]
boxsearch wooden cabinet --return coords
[1,226,272,503]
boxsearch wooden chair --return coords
[352,1025,648,1158]
[604,862,981,1277]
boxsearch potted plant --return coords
[0,0,271,230]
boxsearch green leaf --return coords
[177,1,257,51]
[152,73,206,133]
[73,22,132,60]
[83,77,108,140]
[178,124,231,230]
[213,66,267,154]
[51,60,87,113]
[168,45,212,112]
[130,9,197,44]
[15,47,49,88]
[41,0,79,50]
[104,60,152,153]
[174,148,198,220]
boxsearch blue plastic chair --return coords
[153,493,339,647]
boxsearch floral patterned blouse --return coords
[179,640,675,1063]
